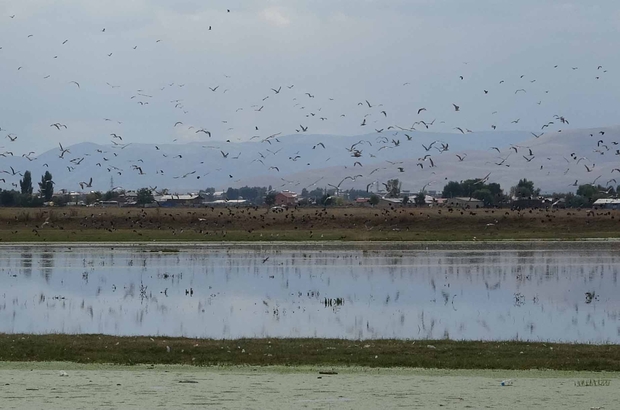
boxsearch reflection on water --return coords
[1,243,619,342]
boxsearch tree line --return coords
[0,171,54,207]
[1,170,618,209]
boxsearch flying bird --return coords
[79,178,93,190]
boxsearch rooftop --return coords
[593,198,620,205]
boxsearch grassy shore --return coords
[1,335,619,371]
[1,206,619,242]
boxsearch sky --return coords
[1,1,620,183]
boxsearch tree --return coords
[85,191,103,205]
[103,190,122,201]
[301,188,309,198]
[576,184,597,200]
[265,192,277,206]
[20,171,33,195]
[414,192,426,206]
[307,188,324,200]
[39,171,54,202]
[383,179,401,198]
[136,188,154,205]
[369,194,380,206]
[402,196,410,205]
[320,193,333,205]
[442,181,462,198]
[0,190,16,206]
[472,189,494,207]
[226,187,240,200]
[512,178,539,199]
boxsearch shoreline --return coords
[2,335,619,371]
[2,238,620,248]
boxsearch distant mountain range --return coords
[1,126,618,195]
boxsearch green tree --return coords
[402,196,410,205]
[320,193,333,205]
[511,178,539,199]
[136,188,154,205]
[265,192,277,206]
[103,190,122,201]
[414,191,426,206]
[442,181,462,198]
[39,171,54,202]
[85,191,103,205]
[383,179,401,198]
[226,187,240,200]
[0,190,16,206]
[369,194,380,206]
[472,189,493,207]
[307,188,324,199]
[20,171,33,195]
[301,188,309,198]
[576,184,597,200]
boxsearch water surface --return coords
[1,242,618,342]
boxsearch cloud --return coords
[260,7,291,27]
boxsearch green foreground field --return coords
[0,206,619,242]
[1,335,619,371]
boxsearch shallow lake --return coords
[1,242,619,342]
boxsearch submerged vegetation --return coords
[1,335,619,371]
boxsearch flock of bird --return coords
[0,10,618,195]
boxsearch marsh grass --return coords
[0,206,619,242]
[1,335,619,371]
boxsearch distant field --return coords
[0,206,619,242]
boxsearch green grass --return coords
[1,335,619,371]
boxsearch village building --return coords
[157,194,202,207]
[593,198,620,210]
[445,197,484,208]
[274,191,298,206]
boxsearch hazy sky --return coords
[1,0,620,155]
